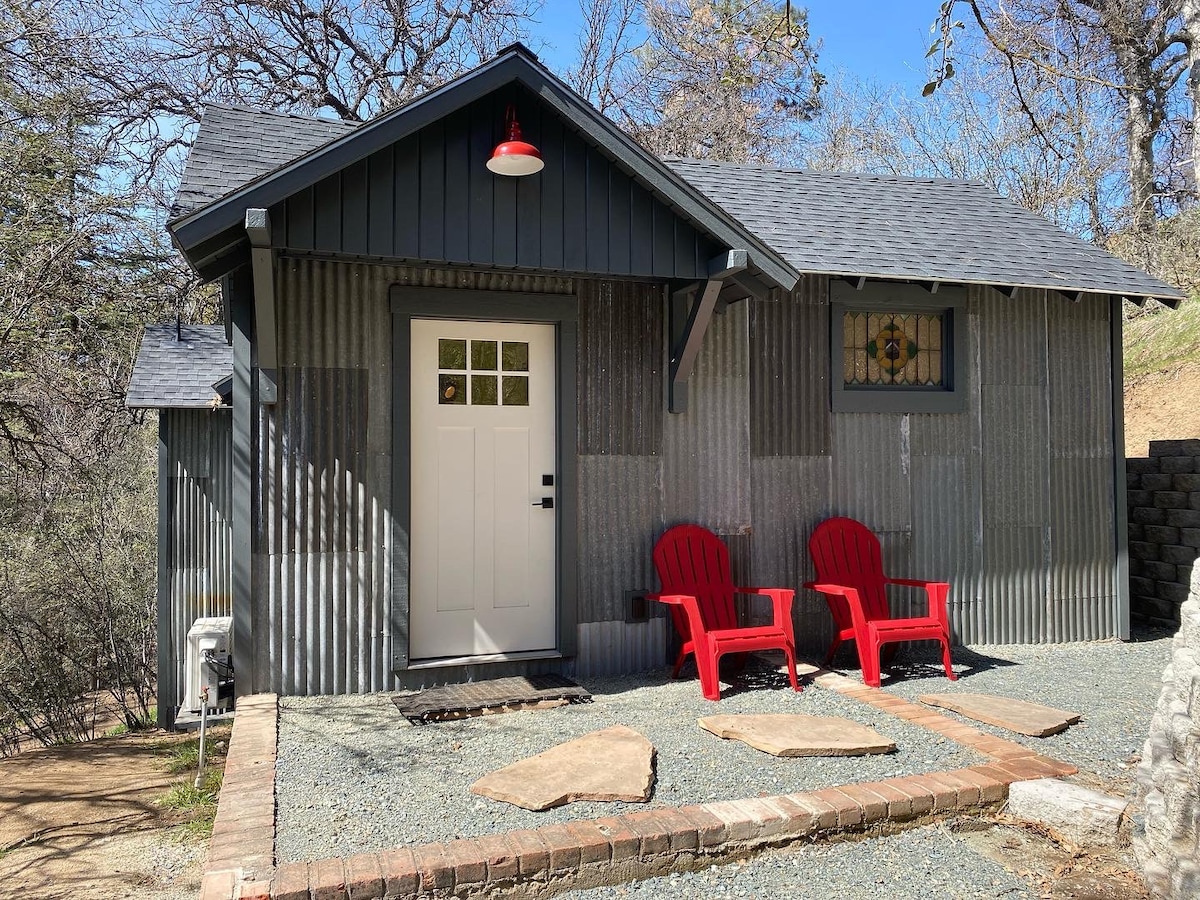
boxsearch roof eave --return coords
[806,268,1185,305]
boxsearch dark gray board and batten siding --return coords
[268,86,722,281]
[241,257,1123,697]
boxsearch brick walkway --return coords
[201,673,1079,900]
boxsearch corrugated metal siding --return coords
[1048,294,1113,456]
[577,280,664,455]
[832,414,912,533]
[744,278,1118,649]
[982,385,1051,527]
[663,302,752,531]
[980,525,1049,644]
[910,454,981,637]
[165,408,233,710]
[245,258,1120,699]
[750,456,834,650]
[573,619,670,677]
[749,279,830,457]
[977,286,1047,386]
[271,84,720,280]
[577,455,663,623]
[259,258,579,694]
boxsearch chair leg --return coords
[783,642,801,694]
[671,646,688,680]
[861,638,883,689]
[696,643,722,701]
[940,635,958,681]
[823,636,842,666]
[881,643,899,666]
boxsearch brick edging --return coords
[267,760,1070,899]
[810,668,1074,763]
[203,679,1081,899]
[201,693,279,900]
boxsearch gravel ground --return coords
[863,627,1175,790]
[275,666,981,862]
[559,824,1038,900]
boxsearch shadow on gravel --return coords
[822,642,1020,688]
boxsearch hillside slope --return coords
[1124,300,1200,458]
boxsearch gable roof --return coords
[169,43,798,290]
[127,324,232,409]
[667,159,1183,302]
[169,46,1183,303]
[175,105,356,218]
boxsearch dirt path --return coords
[0,731,207,900]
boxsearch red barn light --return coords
[486,105,543,176]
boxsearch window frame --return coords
[830,280,968,414]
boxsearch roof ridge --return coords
[666,156,984,188]
[202,101,359,128]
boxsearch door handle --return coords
[532,497,554,509]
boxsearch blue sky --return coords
[532,0,938,93]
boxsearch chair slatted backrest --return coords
[809,517,891,625]
[653,525,739,637]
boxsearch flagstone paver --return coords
[918,692,1081,737]
[469,725,655,811]
[697,714,896,757]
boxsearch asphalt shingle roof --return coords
[172,104,1183,300]
[666,158,1181,300]
[127,324,232,408]
[174,104,357,217]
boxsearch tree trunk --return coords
[1127,88,1158,234]
[1183,0,1200,198]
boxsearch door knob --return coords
[532,497,554,509]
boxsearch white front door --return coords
[409,319,557,659]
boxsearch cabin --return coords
[128,44,1185,727]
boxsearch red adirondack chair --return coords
[650,524,801,701]
[806,517,957,688]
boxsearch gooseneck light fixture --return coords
[486,105,543,176]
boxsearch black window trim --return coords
[830,280,968,414]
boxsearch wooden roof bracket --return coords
[668,250,748,414]
[245,208,278,405]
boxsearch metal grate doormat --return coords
[392,674,592,724]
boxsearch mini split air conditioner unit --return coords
[183,616,234,714]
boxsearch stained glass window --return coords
[437,337,529,405]
[843,312,945,387]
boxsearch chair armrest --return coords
[803,582,871,633]
[804,582,857,596]
[886,578,948,589]
[647,593,708,639]
[735,587,795,632]
[647,593,689,605]
[885,579,950,622]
